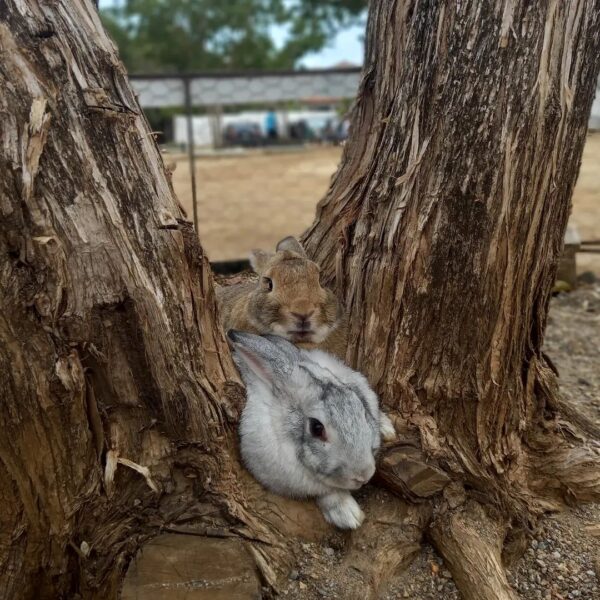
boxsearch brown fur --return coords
[216,237,348,359]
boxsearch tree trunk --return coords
[2,1,600,599]
[0,2,245,597]
[1,3,360,599]
[304,0,600,595]
[305,0,600,505]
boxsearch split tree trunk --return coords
[2,1,600,599]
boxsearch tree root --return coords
[429,501,518,600]
[526,443,600,506]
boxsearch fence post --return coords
[183,76,199,233]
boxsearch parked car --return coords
[223,122,264,147]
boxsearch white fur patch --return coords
[379,412,397,442]
[317,491,365,529]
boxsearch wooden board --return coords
[121,534,262,600]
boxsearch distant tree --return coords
[100,0,366,72]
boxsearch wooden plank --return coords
[121,534,261,600]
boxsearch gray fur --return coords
[229,330,395,529]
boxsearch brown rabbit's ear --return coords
[276,236,307,257]
[249,249,272,274]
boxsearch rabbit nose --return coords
[291,311,314,328]
[359,464,376,484]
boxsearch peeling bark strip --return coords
[0,1,241,597]
[304,0,600,511]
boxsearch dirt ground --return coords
[169,134,600,273]
[170,145,339,261]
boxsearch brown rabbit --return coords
[217,236,347,358]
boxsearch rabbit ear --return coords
[276,236,307,257]
[262,334,301,362]
[249,250,272,274]
[228,330,295,388]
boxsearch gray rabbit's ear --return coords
[276,236,307,257]
[228,331,295,388]
[249,249,272,274]
[262,334,301,362]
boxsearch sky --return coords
[99,1,366,69]
[286,24,365,68]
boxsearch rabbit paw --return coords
[317,492,365,530]
[380,412,397,442]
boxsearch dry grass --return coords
[171,146,340,261]
[170,134,600,273]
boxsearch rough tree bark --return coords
[0,2,246,598]
[2,1,600,600]
[304,0,600,596]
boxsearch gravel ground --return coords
[276,281,600,600]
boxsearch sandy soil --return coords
[570,133,600,274]
[170,134,600,272]
[170,146,339,261]
[180,137,600,598]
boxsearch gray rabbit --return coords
[229,330,396,529]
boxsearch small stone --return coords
[324,547,335,557]
[442,570,452,579]
[531,539,539,549]
[299,582,307,590]
[551,551,562,560]
[288,570,299,581]
[537,542,548,551]
[585,570,595,577]
[431,563,440,575]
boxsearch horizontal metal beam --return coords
[129,68,361,108]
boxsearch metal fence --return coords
[129,67,361,237]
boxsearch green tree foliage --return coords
[100,0,365,73]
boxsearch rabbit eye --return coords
[262,277,273,292]
[309,418,327,441]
